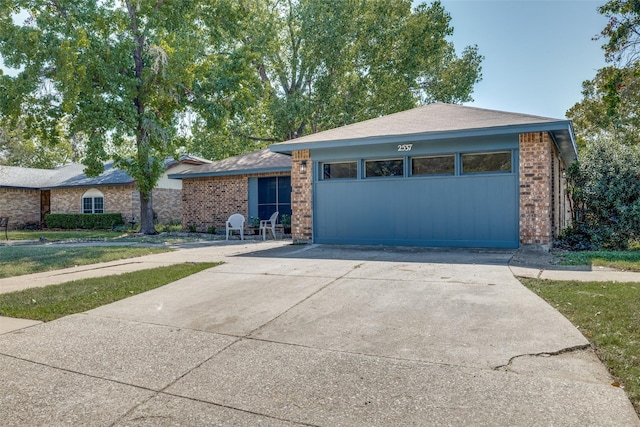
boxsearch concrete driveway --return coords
[0,243,638,426]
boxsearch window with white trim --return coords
[82,189,104,214]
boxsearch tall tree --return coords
[187,0,483,160]
[256,0,483,140]
[568,0,640,145]
[598,0,640,65]
[0,121,75,168]
[0,0,256,233]
[566,66,640,147]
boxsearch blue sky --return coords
[435,0,610,119]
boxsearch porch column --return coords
[519,132,553,247]
[291,149,312,243]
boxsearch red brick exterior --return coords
[519,132,568,246]
[50,185,182,225]
[0,188,41,230]
[181,171,290,233]
[291,150,313,243]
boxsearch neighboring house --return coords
[0,155,208,230]
[169,148,292,233]
[267,103,578,249]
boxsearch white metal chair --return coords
[226,213,245,240]
[260,211,279,240]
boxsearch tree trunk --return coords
[138,190,156,234]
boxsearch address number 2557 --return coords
[397,144,413,152]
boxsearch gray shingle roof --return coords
[272,103,563,144]
[169,148,292,179]
[269,103,577,163]
[0,165,59,189]
[0,155,210,190]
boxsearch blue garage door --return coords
[314,159,519,248]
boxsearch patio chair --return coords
[260,211,279,240]
[0,217,7,240]
[226,213,245,240]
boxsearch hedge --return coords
[45,213,125,230]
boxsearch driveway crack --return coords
[492,344,591,370]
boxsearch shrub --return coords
[45,213,125,230]
[206,225,216,234]
[157,220,182,233]
[564,136,640,250]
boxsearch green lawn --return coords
[5,230,129,241]
[0,262,220,321]
[555,250,640,271]
[0,246,170,278]
[521,278,640,416]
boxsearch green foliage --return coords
[249,216,260,227]
[568,1,640,148]
[562,136,640,250]
[45,213,124,230]
[256,0,483,141]
[567,66,640,147]
[156,220,182,233]
[0,120,75,167]
[186,0,484,160]
[206,225,216,234]
[0,262,219,321]
[0,0,255,233]
[280,214,291,227]
[597,0,640,65]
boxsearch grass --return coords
[555,250,640,271]
[5,229,220,245]
[520,278,640,415]
[6,230,129,241]
[0,246,170,278]
[0,262,220,321]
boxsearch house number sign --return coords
[397,144,413,152]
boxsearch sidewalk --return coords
[509,245,640,282]
[0,240,291,334]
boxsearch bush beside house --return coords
[561,137,640,250]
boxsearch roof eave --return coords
[43,182,135,190]
[270,121,577,155]
[169,166,291,179]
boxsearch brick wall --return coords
[182,175,247,232]
[181,172,291,233]
[519,132,556,246]
[0,188,41,229]
[291,150,312,243]
[50,186,135,224]
[125,188,182,224]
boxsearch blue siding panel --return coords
[314,174,518,248]
[248,177,258,219]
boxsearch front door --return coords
[40,190,50,227]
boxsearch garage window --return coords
[462,152,512,174]
[322,162,357,179]
[365,159,404,178]
[411,155,455,176]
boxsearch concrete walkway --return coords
[0,243,639,425]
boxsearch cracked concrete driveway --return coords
[1,243,638,426]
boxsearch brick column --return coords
[291,149,312,243]
[519,132,553,246]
